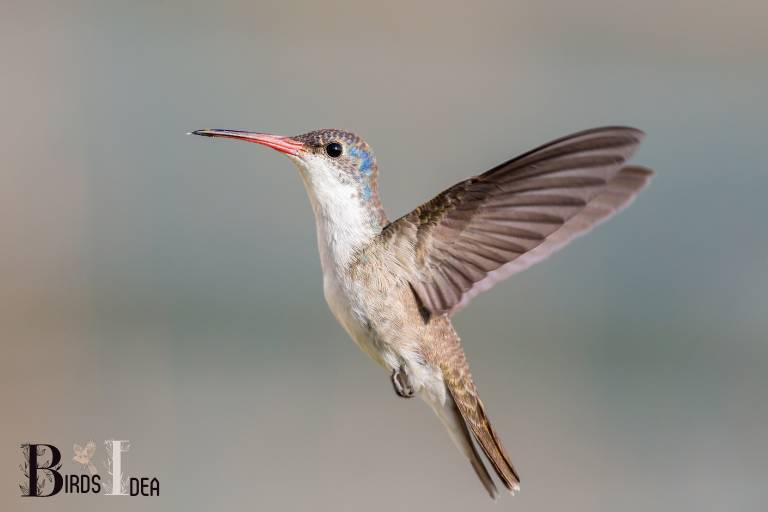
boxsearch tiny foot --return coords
[391,365,415,398]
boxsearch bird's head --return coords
[191,128,382,218]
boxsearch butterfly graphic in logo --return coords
[73,441,97,475]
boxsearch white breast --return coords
[322,271,388,366]
[290,154,390,366]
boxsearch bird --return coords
[73,441,97,475]
[191,125,653,498]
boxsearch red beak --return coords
[190,129,304,156]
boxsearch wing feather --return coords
[381,127,652,315]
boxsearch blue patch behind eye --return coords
[349,147,374,176]
[359,154,373,176]
[348,146,374,201]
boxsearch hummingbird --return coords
[191,126,652,498]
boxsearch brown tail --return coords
[429,392,499,499]
[445,381,521,495]
[437,333,520,495]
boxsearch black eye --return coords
[325,142,343,158]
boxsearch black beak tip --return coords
[188,129,211,137]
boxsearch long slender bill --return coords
[190,129,304,155]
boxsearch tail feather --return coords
[426,318,520,496]
[429,393,499,499]
[445,383,521,494]
[433,328,521,496]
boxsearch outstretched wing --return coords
[382,127,652,316]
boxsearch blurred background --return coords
[1,1,766,511]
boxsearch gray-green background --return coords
[2,1,766,511]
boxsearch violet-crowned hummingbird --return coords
[191,126,653,498]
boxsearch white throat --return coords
[290,155,379,274]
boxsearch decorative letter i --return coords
[104,440,130,496]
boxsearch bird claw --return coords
[391,365,415,398]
